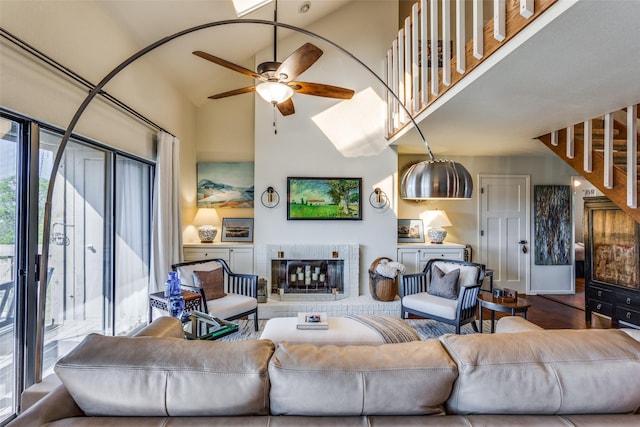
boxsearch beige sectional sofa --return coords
[9,317,640,426]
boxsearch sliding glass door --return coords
[40,131,153,378]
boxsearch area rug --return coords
[216,318,491,342]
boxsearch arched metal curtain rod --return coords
[36,18,431,381]
[0,27,174,136]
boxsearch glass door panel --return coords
[0,117,19,422]
[41,132,106,378]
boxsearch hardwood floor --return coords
[482,280,617,330]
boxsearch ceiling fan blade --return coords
[276,43,323,82]
[276,98,295,116]
[193,51,265,81]
[208,86,257,99]
[289,82,355,99]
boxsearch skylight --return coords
[232,0,273,17]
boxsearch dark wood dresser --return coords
[584,197,640,327]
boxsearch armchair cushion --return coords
[206,293,258,320]
[193,269,226,300]
[427,266,459,300]
[402,293,458,320]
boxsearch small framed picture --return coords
[221,218,254,242]
[397,219,425,243]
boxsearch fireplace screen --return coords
[271,259,344,294]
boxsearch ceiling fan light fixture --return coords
[256,81,294,104]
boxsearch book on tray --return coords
[297,312,329,330]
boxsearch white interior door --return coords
[479,175,530,293]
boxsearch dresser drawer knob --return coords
[627,312,632,319]
[596,303,602,310]
[627,297,632,305]
[597,290,602,297]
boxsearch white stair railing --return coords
[386,0,556,138]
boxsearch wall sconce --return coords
[368,188,389,209]
[261,186,280,208]
[192,208,220,243]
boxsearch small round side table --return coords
[477,293,531,333]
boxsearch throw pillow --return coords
[427,266,460,300]
[193,268,226,300]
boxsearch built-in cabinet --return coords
[584,197,640,328]
[397,243,466,274]
[183,244,254,274]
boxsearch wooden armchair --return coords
[171,258,259,331]
[400,259,485,334]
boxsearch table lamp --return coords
[423,210,452,244]
[192,208,220,243]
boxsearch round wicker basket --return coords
[368,257,398,301]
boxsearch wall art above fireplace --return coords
[287,177,362,220]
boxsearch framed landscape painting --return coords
[287,177,362,220]
[197,162,254,208]
[221,218,254,242]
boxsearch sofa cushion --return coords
[268,340,457,416]
[55,334,274,417]
[193,268,226,300]
[428,266,460,299]
[440,329,640,415]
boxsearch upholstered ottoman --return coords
[260,315,419,345]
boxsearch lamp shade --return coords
[256,81,294,104]
[400,160,473,200]
[422,210,452,228]
[192,208,220,243]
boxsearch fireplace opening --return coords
[271,259,344,294]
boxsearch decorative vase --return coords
[165,272,184,319]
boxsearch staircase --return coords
[537,105,640,223]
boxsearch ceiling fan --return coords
[193,3,354,116]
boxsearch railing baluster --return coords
[473,0,484,59]
[520,0,534,18]
[386,49,393,135]
[551,130,558,146]
[411,3,420,112]
[583,120,592,173]
[566,126,574,159]
[627,104,638,208]
[442,0,451,86]
[404,16,413,114]
[430,0,439,96]
[494,0,506,42]
[392,38,400,129]
[420,0,429,106]
[456,0,466,75]
[397,28,406,124]
[604,113,614,189]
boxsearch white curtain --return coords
[150,131,183,292]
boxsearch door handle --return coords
[518,240,528,254]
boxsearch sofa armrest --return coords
[495,316,543,333]
[133,316,184,339]
[8,385,83,426]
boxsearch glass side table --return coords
[183,311,239,341]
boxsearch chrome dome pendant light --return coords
[397,115,472,200]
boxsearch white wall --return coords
[399,153,579,294]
